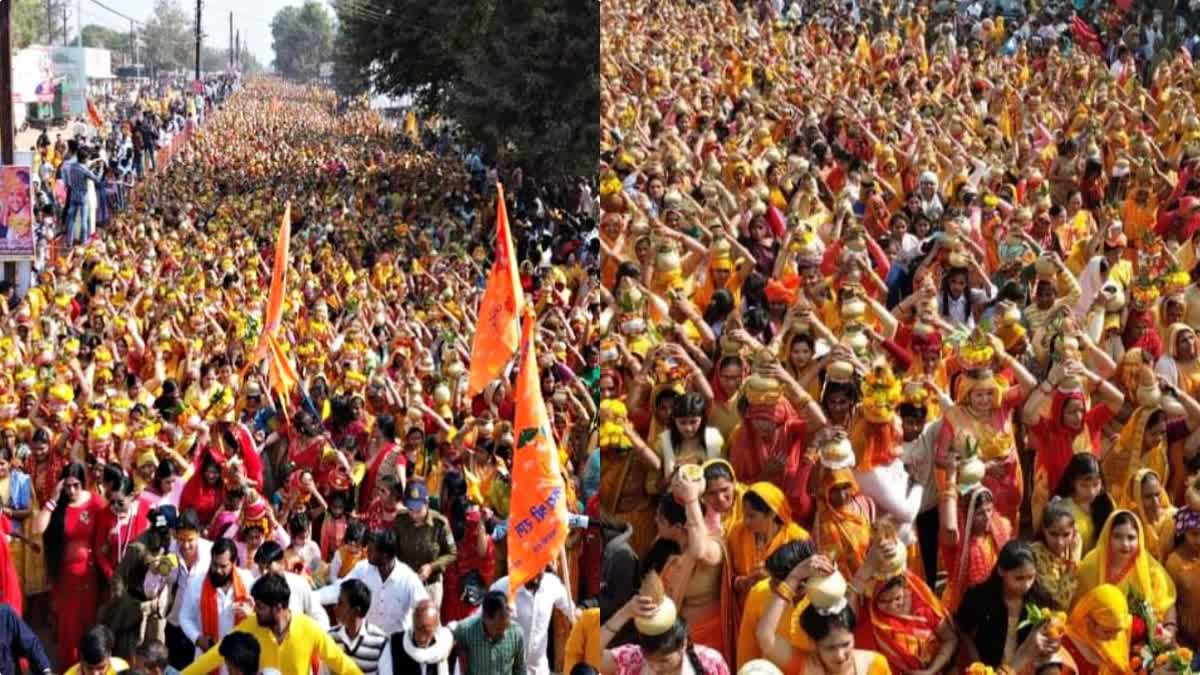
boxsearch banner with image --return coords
[0,166,34,261]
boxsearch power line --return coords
[86,0,142,25]
[334,0,390,21]
[335,2,389,24]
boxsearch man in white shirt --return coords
[901,404,943,585]
[317,529,428,634]
[178,538,256,662]
[252,541,330,631]
[142,509,214,670]
[482,572,574,675]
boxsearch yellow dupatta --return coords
[1121,469,1176,559]
[1064,584,1132,675]
[727,481,809,578]
[1075,510,1177,619]
[702,459,746,537]
[1104,406,1168,506]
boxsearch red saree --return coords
[728,400,813,523]
[859,571,947,673]
[939,488,1012,613]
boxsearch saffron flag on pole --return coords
[86,98,104,129]
[244,202,292,375]
[265,333,299,412]
[506,309,569,601]
[467,184,524,397]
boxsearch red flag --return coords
[506,309,569,600]
[467,185,525,396]
[1071,14,1102,56]
[86,98,104,129]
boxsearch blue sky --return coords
[75,0,334,68]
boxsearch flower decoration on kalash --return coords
[954,328,1016,463]
[1160,265,1191,302]
[1131,270,1163,314]
[1129,584,1195,674]
[84,409,118,465]
[860,362,903,424]
[598,400,632,452]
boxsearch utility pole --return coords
[194,0,201,81]
[46,0,52,45]
[1,0,14,165]
[235,30,240,70]
[62,7,67,46]
[130,19,136,72]
[229,12,233,70]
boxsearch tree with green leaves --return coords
[142,0,192,76]
[11,0,70,49]
[82,24,131,55]
[333,0,598,179]
[270,1,333,82]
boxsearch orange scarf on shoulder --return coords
[200,571,248,643]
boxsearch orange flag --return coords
[265,333,299,412]
[245,202,291,373]
[467,184,524,396]
[86,98,104,129]
[506,309,569,600]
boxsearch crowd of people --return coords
[19,73,238,279]
[597,0,1200,673]
[0,77,602,674]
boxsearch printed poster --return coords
[0,166,35,260]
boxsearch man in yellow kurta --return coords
[181,573,363,675]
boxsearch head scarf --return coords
[1036,389,1094,490]
[1064,584,1131,675]
[729,481,808,578]
[944,486,1011,613]
[763,277,800,305]
[954,369,1005,409]
[814,468,872,576]
[1109,406,1167,506]
[866,572,947,672]
[729,398,806,499]
[702,458,745,536]
[1122,469,1174,557]
[1122,310,1163,361]
[1167,323,1196,360]
[1117,349,1146,396]
[1076,510,1177,619]
[710,354,747,405]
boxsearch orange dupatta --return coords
[727,482,810,578]
[864,572,947,672]
[200,571,248,646]
[813,469,875,579]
